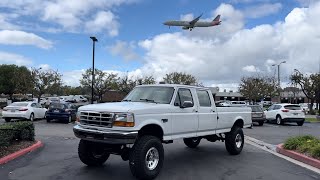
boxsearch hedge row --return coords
[0,121,35,147]
[283,135,320,159]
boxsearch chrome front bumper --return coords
[73,125,138,144]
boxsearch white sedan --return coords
[2,102,47,122]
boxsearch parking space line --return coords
[245,135,320,174]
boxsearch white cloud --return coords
[180,13,194,21]
[0,0,136,35]
[108,40,139,61]
[125,2,320,90]
[85,11,119,36]
[0,30,53,49]
[244,3,282,18]
[63,70,86,87]
[242,65,260,72]
[38,64,51,71]
[0,51,32,66]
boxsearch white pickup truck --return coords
[73,84,252,179]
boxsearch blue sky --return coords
[0,0,319,90]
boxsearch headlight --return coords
[113,113,135,127]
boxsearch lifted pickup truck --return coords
[73,84,252,179]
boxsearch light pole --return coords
[90,36,98,104]
[272,60,286,103]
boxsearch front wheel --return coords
[297,121,304,126]
[183,137,201,148]
[225,127,244,155]
[129,135,164,180]
[78,140,110,166]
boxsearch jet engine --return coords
[182,26,189,30]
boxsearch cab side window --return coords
[196,90,211,107]
[31,103,37,108]
[174,88,193,107]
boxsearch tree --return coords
[290,70,320,114]
[239,75,277,103]
[31,68,62,102]
[163,72,200,85]
[0,64,32,99]
[80,68,119,102]
[117,74,137,94]
[137,76,156,85]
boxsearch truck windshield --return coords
[123,86,174,104]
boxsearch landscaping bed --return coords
[0,121,35,159]
[283,135,320,160]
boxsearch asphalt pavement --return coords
[245,122,320,145]
[0,120,319,180]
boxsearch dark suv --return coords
[248,105,266,126]
[46,102,77,123]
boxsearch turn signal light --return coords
[113,121,134,127]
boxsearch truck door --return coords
[171,88,198,139]
[196,90,218,136]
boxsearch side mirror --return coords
[181,101,193,108]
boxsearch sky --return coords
[0,0,320,91]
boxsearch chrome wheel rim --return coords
[145,147,159,171]
[192,138,198,143]
[235,134,242,148]
[277,117,280,124]
[30,114,34,121]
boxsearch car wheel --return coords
[276,115,283,125]
[225,126,244,155]
[78,140,110,166]
[44,112,47,119]
[297,121,304,126]
[66,115,72,124]
[183,137,201,148]
[29,113,34,121]
[129,135,164,180]
[258,122,264,126]
[4,118,11,122]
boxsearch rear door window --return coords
[284,105,302,110]
[196,90,211,107]
[174,88,193,107]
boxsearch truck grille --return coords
[79,111,114,127]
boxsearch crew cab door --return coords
[171,88,198,139]
[196,90,217,136]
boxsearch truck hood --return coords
[78,102,171,115]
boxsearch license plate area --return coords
[11,110,15,112]
[54,110,60,113]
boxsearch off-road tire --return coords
[129,135,164,180]
[225,126,244,155]
[183,137,201,148]
[4,118,11,122]
[297,121,304,126]
[78,139,110,166]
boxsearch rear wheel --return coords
[225,127,244,155]
[78,140,110,166]
[183,137,201,148]
[297,121,304,126]
[276,116,283,125]
[29,113,34,121]
[4,118,11,122]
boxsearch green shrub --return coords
[311,144,320,158]
[284,135,320,159]
[0,121,35,147]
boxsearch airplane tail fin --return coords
[213,15,221,22]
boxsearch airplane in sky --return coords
[163,14,221,31]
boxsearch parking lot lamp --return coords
[272,61,286,102]
[90,36,98,104]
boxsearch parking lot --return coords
[0,118,320,180]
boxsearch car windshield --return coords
[284,105,302,110]
[250,106,263,112]
[123,86,174,104]
[49,103,67,109]
[10,102,29,106]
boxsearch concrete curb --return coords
[276,144,320,169]
[0,140,43,165]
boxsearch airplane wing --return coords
[189,13,203,26]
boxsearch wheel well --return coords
[138,124,163,140]
[233,119,244,128]
[276,114,281,118]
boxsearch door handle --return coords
[192,109,198,113]
[211,109,215,112]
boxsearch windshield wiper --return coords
[139,98,158,103]
[122,99,131,102]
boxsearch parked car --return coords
[46,102,77,123]
[299,103,310,114]
[73,84,252,179]
[45,97,60,106]
[2,102,47,122]
[248,105,265,126]
[59,95,76,103]
[264,103,305,126]
[73,95,88,102]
